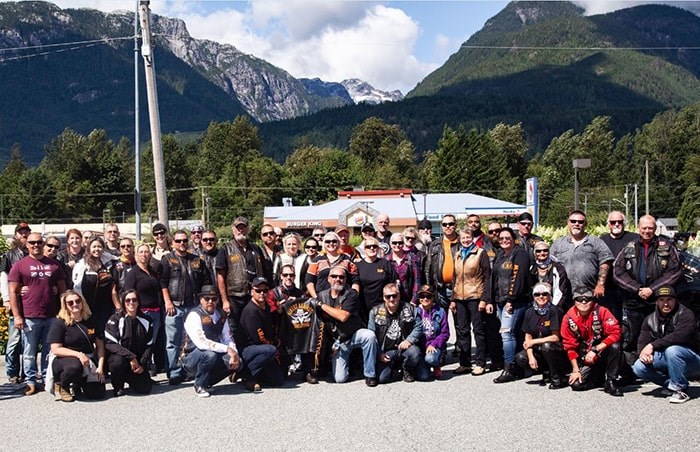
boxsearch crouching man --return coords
[632,286,700,404]
[561,287,624,396]
[368,283,423,383]
[182,285,240,397]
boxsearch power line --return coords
[0,36,134,63]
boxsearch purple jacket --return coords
[416,304,449,350]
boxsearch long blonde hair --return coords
[57,290,92,325]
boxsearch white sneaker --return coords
[194,386,210,398]
[669,391,689,404]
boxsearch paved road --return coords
[1,358,698,451]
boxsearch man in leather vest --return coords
[632,286,700,404]
[182,285,240,397]
[160,230,210,385]
[368,283,423,383]
[613,215,682,366]
[216,216,264,344]
[316,267,378,386]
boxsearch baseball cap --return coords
[233,216,249,227]
[251,276,269,288]
[15,222,30,233]
[417,285,434,297]
[654,286,677,298]
[335,225,349,234]
[518,212,534,223]
[191,224,204,233]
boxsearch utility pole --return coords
[634,183,639,226]
[139,1,168,226]
[201,187,206,228]
[134,1,142,240]
[645,160,650,215]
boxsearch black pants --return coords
[571,342,623,390]
[227,294,251,349]
[108,355,153,394]
[482,310,504,367]
[515,342,570,380]
[622,303,654,364]
[454,299,486,367]
[52,357,105,399]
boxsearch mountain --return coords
[0,1,356,163]
[340,79,404,104]
[260,1,700,158]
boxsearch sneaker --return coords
[453,365,472,375]
[669,391,689,404]
[365,377,378,387]
[471,366,485,376]
[305,372,319,385]
[194,386,210,398]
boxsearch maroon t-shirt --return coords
[8,256,65,318]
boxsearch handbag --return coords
[75,322,101,383]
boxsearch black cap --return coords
[233,216,249,227]
[152,223,167,234]
[654,286,677,298]
[361,223,376,232]
[251,276,269,288]
[15,222,30,233]
[198,285,219,298]
[518,212,534,223]
[573,287,594,299]
[418,218,432,230]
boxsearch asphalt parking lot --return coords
[2,357,698,451]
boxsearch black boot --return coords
[604,378,623,397]
[493,364,516,384]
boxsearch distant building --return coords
[657,217,678,237]
[264,190,526,236]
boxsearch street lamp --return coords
[573,159,591,211]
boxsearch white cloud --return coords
[434,33,452,55]
[574,0,700,15]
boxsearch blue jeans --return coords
[182,349,233,388]
[632,345,700,392]
[417,347,444,381]
[332,328,377,383]
[164,306,187,379]
[497,304,527,365]
[240,344,283,385]
[5,316,22,379]
[21,317,53,384]
[376,345,423,383]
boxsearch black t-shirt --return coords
[239,301,276,350]
[124,265,162,309]
[356,259,397,313]
[521,306,562,338]
[47,317,104,354]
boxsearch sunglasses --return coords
[418,295,433,300]
[498,237,512,242]
[261,231,276,237]
[305,245,317,250]
[391,241,403,246]
[124,297,139,304]
[441,222,456,227]
[324,240,338,245]
[66,298,82,306]
[329,274,345,280]
[154,231,166,236]
[106,230,119,234]
[569,219,585,225]
[45,243,60,250]
[533,292,551,298]
[202,238,216,243]
[609,220,623,225]
[27,240,44,245]
[365,244,379,250]
[574,297,593,303]
[191,230,202,234]
[120,244,133,249]
[534,249,549,254]
[488,229,501,235]
[519,222,533,227]
[253,288,268,294]
[281,273,295,278]
[404,236,416,241]
[383,293,399,299]
[202,296,218,302]
[313,234,324,238]
[173,239,188,244]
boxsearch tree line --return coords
[1,101,698,233]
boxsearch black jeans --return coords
[108,354,153,393]
[571,342,623,390]
[454,299,486,367]
[515,342,570,380]
[52,356,105,399]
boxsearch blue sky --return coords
[36,1,700,93]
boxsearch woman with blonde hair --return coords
[47,290,106,402]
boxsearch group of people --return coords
[2,209,698,403]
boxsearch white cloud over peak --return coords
[574,0,700,15]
